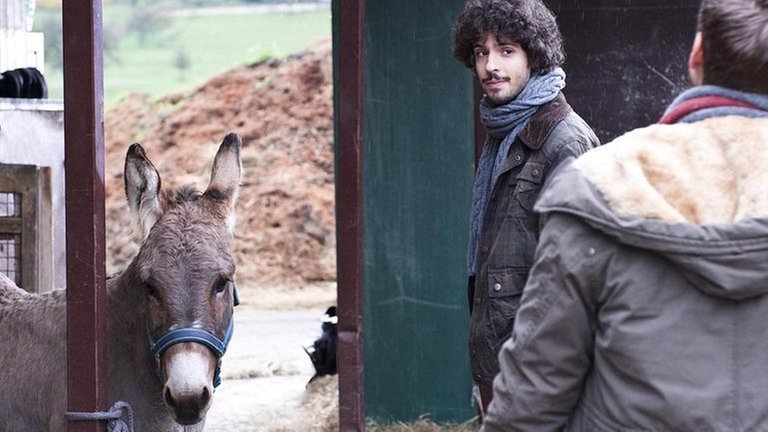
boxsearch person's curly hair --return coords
[452,0,565,74]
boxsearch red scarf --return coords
[659,96,760,124]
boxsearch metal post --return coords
[334,0,365,430]
[62,0,107,431]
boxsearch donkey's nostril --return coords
[164,387,176,408]
[200,386,211,407]
[163,385,211,425]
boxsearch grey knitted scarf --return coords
[467,67,566,276]
[662,85,768,123]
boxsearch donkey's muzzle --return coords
[164,384,211,425]
[161,343,216,425]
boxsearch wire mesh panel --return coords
[0,192,22,217]
[0,234,21,285]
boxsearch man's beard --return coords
[483,72,516,105]
[487,91,517,106]
[483,71,530,106]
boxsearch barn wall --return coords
[0,99,65,291]
[0,29,44,72]
[546,0,700,143]
[0,0,44,72]
[0,0,31,31]
[361,0,476,423]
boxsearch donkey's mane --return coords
[163,185,202,207]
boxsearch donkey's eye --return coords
[214,278,230,295]
[144,283,159,299]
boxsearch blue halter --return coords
[149,284,240,388]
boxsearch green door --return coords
[362,0,476,423]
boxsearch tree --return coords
[173,47,191,81]
[127,2,171,46]
[35,10,122,71]
[37,14,62,70]
[103,22,125,65]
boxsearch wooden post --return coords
[62,0,107,431]
[334,0,366,430]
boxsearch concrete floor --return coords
[204,309,324,431]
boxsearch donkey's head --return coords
[124,133,242,426]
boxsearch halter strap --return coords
[150,318,234,358]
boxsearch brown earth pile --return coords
[104,39,336,293]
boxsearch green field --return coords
[36,6,331,104]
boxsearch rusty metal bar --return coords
[62,1,107,431]
[334,0,365,430]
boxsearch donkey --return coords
[0,133,243,431]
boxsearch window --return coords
[0,234,21,285]
[0,165,52,292]
[0,192,23,285]
[0,192,22,217]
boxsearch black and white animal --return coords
[304,306,337,384]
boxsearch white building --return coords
[1,0,63,292]
[0,0,44,73]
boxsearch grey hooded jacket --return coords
[482,116,768,431]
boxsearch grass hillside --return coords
[34,4,331,104]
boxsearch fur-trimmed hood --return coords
[536,116,768,300]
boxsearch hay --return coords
[248,374,481,432]
[366,416,480,432]
[301,375,340,432]
[265,374,339,432]
[268,375,479,432]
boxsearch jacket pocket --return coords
[513,162,545,213]
[487,268,528,343]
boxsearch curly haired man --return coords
[452,0,599,415]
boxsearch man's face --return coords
[474,34,531,105]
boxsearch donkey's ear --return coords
[124,143,163,240]
[205,133,242,228]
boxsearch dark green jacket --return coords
[469,93,599,384]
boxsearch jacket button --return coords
[515,155,522,161]
[493,283,502,291]
[532,169,540,176]
[481,246,489,255]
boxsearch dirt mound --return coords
[104,38,336,290]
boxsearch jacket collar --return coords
[518,92,572,150]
